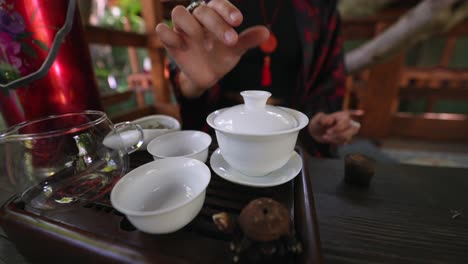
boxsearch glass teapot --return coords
[0,111,143,211]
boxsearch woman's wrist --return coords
[178,71,214,98]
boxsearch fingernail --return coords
[224,29,236,43]
[230,12,241,23]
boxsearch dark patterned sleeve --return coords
[304,0,346,115]
[299,0,346,157]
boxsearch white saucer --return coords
[210,148,302,187]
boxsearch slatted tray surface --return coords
[0,147,322,264]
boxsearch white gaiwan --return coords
[207,90,309,177]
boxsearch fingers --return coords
[235,26,270,54]
[167,1,265,50]
[323,123,360,145]
[308,112,330,143]
[170,1,242,47]
[207,0,243,26]
[172,6,204,39]
[308,111,360,145]
[156,23,185,49]
[324,119,361,145]
[192,4,238,45]
[319,114,335,128]
[326,113,351,135]
[308,112,325,134]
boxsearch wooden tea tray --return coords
[0,146,322,263]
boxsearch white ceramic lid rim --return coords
[207,107,309,136]
[213,91,298,133]
[110,157,210,217]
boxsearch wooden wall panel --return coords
[390,113,468,142]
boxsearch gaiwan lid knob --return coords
[213,90,297,134]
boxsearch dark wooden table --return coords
[310,158,468,264]
[1,157,468,263]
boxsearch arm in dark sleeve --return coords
[307,0,346,114]
[299,0,346,157]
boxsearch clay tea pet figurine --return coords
[213,198,302,263]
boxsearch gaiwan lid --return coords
[213,91,298,134]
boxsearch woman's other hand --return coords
[155,0,270,97]
[308,111,361,145]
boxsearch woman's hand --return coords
[308,111,361,145]
[155,0,270,97]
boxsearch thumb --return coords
[319,114,335,127]
[235,26,270,55]
[308,112,324,134]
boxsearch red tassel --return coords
[261,56,272,87]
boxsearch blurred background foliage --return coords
[87,0,149,98]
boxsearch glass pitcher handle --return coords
[114,121,144,154]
